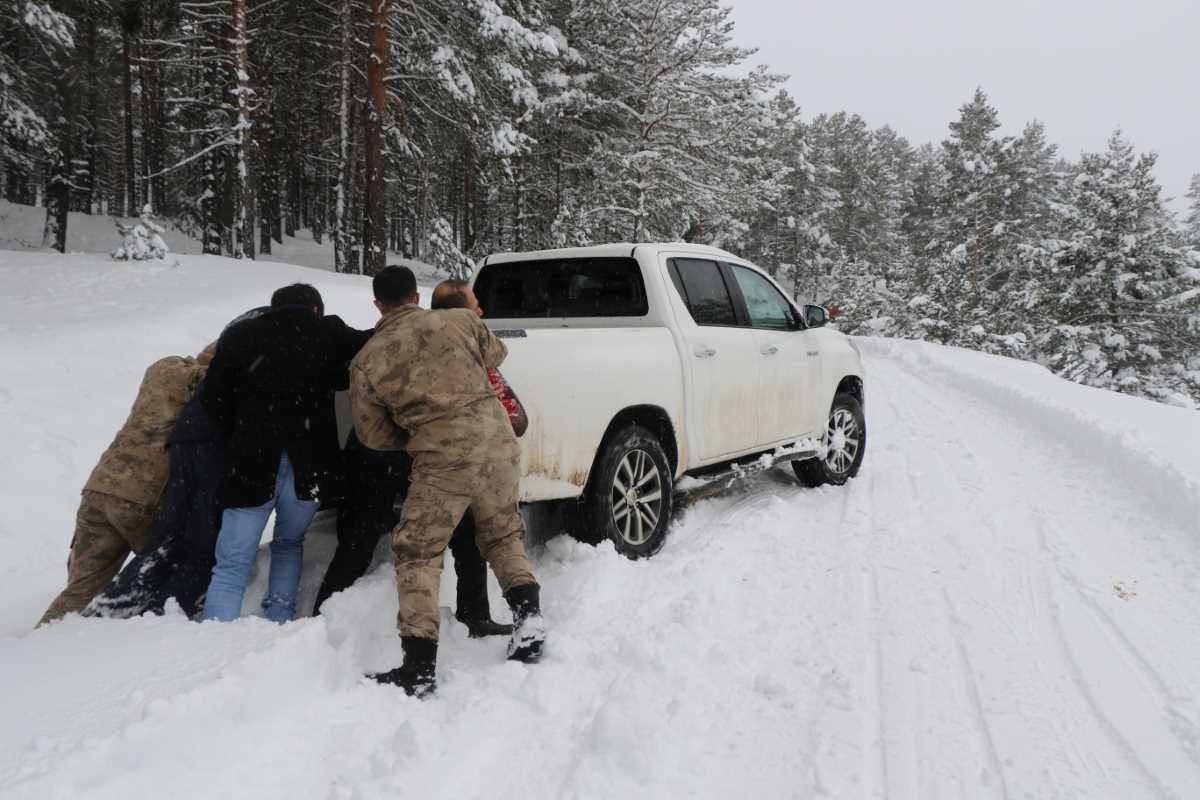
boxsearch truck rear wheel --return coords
[580,424,674,558]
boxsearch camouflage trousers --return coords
[39,490,155,625]
[393,448,537,640]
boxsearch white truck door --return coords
[728,264,823,445]
[666,258,762,461]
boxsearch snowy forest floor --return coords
[2,251,1200,798]
[0,199,441,280]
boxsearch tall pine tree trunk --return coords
[201,16,223,255]
[362,0,389,276]
[462,134,476,253]
[81,16,99,214]
[139,39,153,212]
[230,0,252,259]
[122,32,136,217]
[333,0,354,272]
[42,148,69,252]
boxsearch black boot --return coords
[455,592,513,638]
[504,583,546,663]
[457,615,515,638]
[369,636,437,697]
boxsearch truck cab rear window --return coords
[475,258,649,318]
[668,258,738,326]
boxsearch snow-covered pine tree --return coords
[1,2,74,175]
[970,120,1065,358]
[1182,173,1200,250]
[1042,130,1195,404]
[564,0,781,244]
[379,0,563,263]
[113,203,169,260]
[2,1,76,251]
[938,89,1013,291]
[739,92,837,300]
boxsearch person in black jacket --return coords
[200,285,370,623]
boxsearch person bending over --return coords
[85,308,270,619]
[38,349,209,625]
[200,285,369,623]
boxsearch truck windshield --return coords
[475,257,649,318]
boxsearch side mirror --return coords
[803,304,828,328]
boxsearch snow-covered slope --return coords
[2,252,1200,799]
[0,200,444,280]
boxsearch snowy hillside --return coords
[0,200,445,280]
[2,252,1200,798]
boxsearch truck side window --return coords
[669,259,738,327]
[730,265,797,331]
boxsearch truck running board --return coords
[675,442,819,503]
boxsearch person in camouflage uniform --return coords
[350,265,546,696]
[85,310,267,620]
[38,349,211,625]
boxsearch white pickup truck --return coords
[472,242,866,557]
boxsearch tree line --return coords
[3,0,1199,406]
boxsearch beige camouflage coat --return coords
[83,354,209,507]
[349,305,516,465]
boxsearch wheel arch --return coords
[835,374,864,409]
[587,404,680,488]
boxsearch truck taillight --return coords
[488,368,529,438]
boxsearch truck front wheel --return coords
[581,424,674,558]
[793,392,866,487]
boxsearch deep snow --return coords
[2,251,1200,799]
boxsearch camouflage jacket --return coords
[349,305,517,465]
[83,355,208,507]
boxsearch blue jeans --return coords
[201,453,319,623]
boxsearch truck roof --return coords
[481,242,739,267]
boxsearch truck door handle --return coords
[806,350,819,357]
[760,344,779,356]
[693,345,717,359]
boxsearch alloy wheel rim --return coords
[611,449,663,546]
[824,408,861,475]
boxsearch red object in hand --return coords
[488,368,529,438]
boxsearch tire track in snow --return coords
[885,350,1200,793]
[840,468,888,800]
[873,354,1135,792]
[868,359,1009,799]
[869,349,1200,797]
[1026,510,1176,798]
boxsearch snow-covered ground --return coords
[2,250,1200,799]
[0,199,444,280]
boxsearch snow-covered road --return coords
[2,254,1199,799]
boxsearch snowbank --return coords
[856,338,1200,530]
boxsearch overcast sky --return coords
[730,0,1198,213]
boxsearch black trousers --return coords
[313,441,490,617]
[85,439,225,619]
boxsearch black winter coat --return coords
[201,308,371,509]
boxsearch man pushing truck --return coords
[350,265,547,697]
